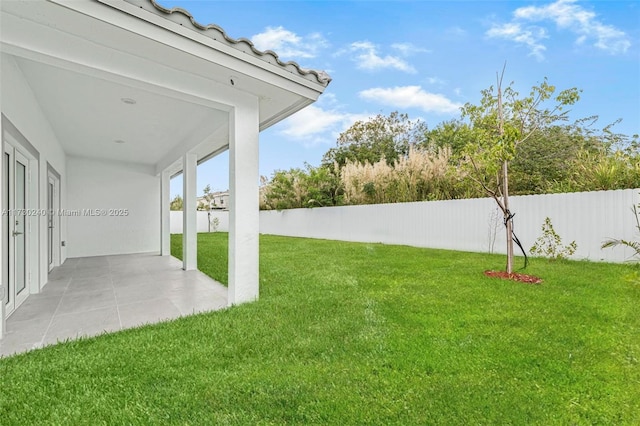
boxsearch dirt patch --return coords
[484,270,543,284]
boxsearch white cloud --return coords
[445,26,467,38]
[251,26,329,59]
[359,86,462,114]
[390,42,431,56]
[487,0,631,58]
[346,41,417,73]
[426,76,447,86]
[486,23,547,60]
[278,104,371,147]
[515,0,630,53]
[319,92,339,106]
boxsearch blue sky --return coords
[162,0,640,198]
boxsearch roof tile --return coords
[146,0,331,87]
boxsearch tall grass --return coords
[341,146,470,204]
[552,149,640,192]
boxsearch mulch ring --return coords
[484,270,543,284]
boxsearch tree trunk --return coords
[495,67,514,274]
[502,160,514,273]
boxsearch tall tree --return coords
[322,112,427,168]
[461,68,580,273]
[170,194,183,211]
[423,119,473,159]
[508,125,587,194]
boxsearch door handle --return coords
[12,230,23,236]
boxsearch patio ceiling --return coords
[1,0,329,172]
[14,57,226,167]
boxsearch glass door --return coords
[4,145,29,316]
[14,153,27,299]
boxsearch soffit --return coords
[14,56,226,166]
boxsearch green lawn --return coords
[1,233,638,425]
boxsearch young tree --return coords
[462,67,580,273]
[200,184,214,210]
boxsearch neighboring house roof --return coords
[139,0,332,87]
[197,191,228,200]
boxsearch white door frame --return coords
[47,172,60,272]
[3,142,31,316]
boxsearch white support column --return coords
[182,153,197,271]
[228,99,260,305]
[160,170,171,256]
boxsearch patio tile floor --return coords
[0,253,227,357]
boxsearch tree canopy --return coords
[322,112,427,168]
[260,77,639,212]
[170,194,183,211]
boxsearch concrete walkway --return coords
[1,254,227,357]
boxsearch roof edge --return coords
[147,0,331,87]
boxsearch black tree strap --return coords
[504,210,528,269]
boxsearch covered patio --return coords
[1,253,226,357]
[0,0,329,351]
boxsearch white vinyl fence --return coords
[171,189,639,263]
[259,189,639,263]
[170,210,229,234]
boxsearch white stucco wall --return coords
[66,156,160,257]
[1,54,68,288]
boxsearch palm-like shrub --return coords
[601,204,640,259]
